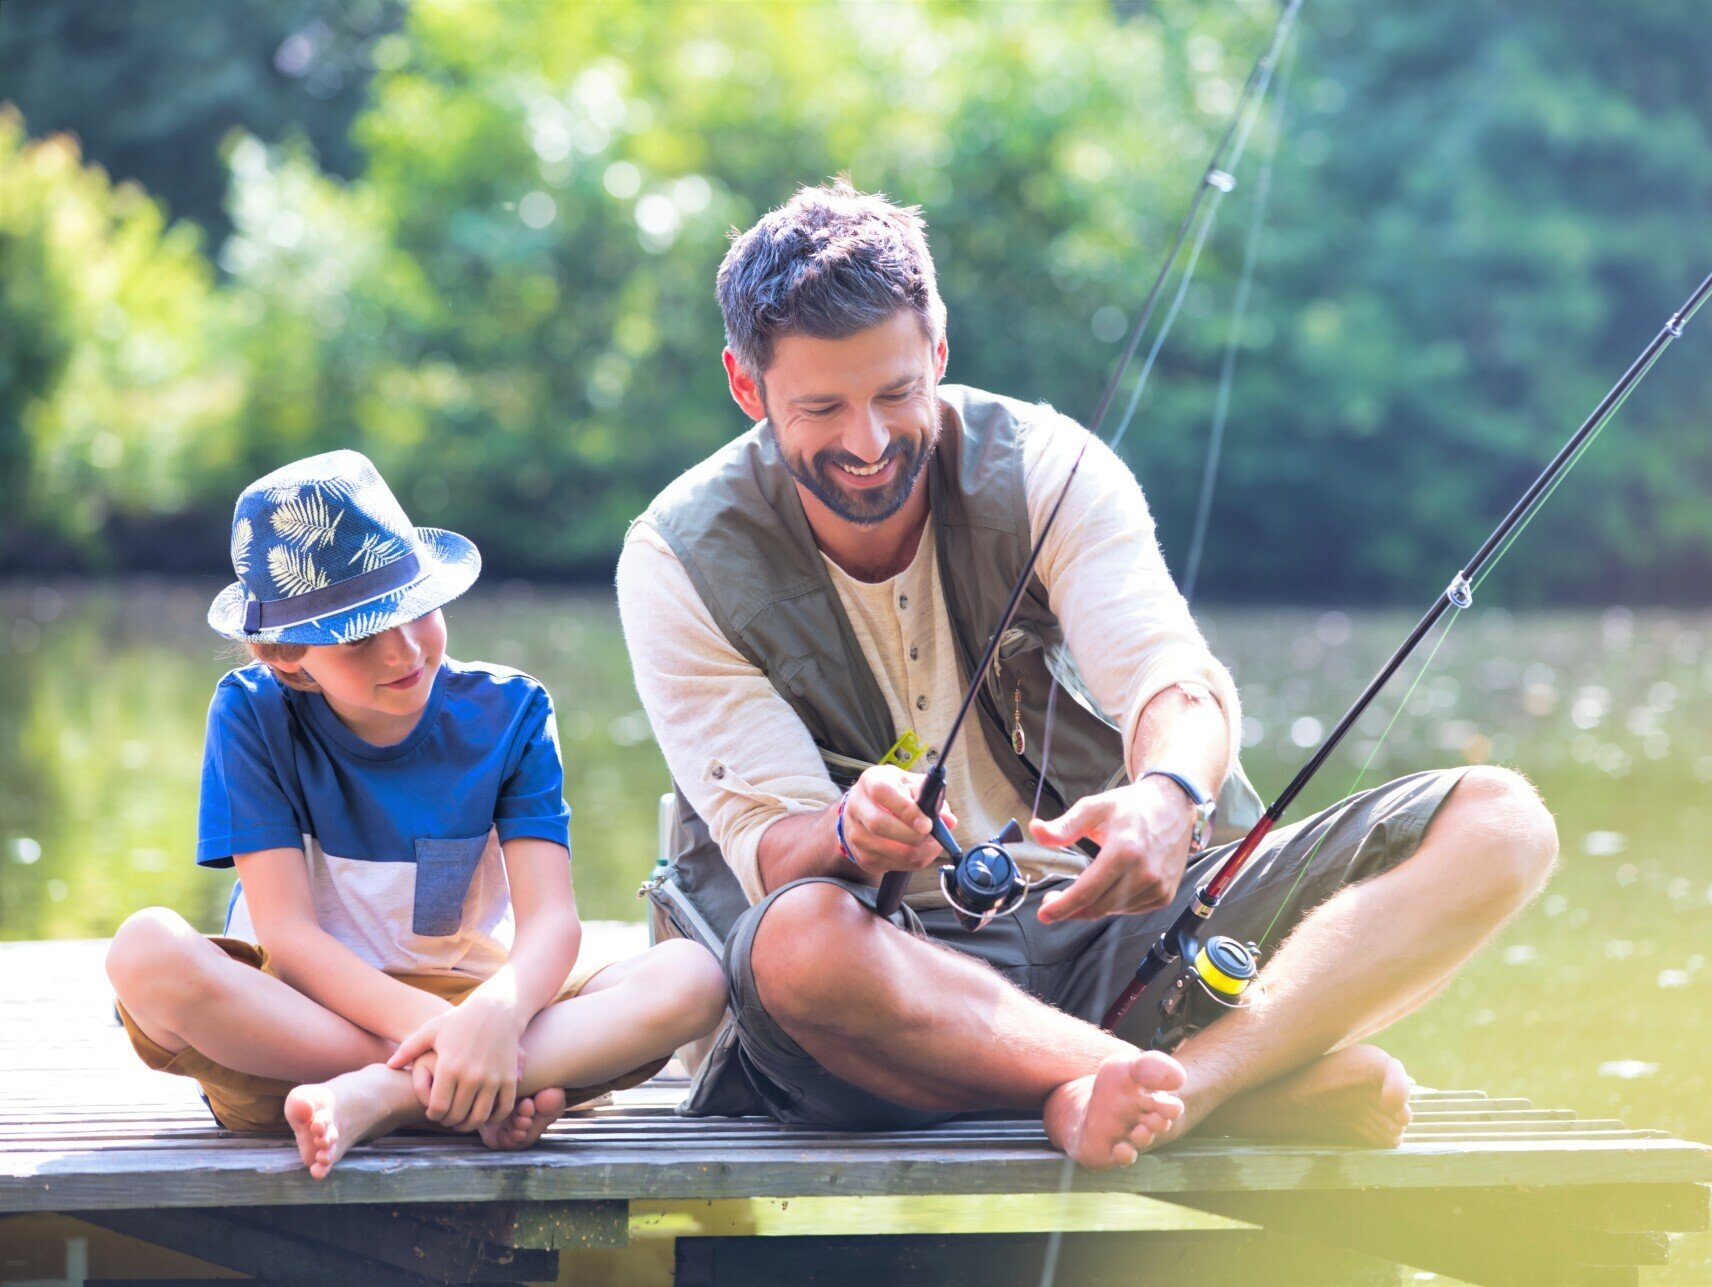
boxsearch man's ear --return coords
[934,336,949,381]
[724,348,768,422]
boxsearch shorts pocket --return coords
[412,833,490,936]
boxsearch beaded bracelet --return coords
[834,789,860,866]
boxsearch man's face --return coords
[740,311,947,527]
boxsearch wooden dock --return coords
[2,934,1708,1285]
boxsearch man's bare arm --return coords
[1032,682,1232,923]
[756,766,960,895]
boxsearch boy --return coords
[107,450,726,1176]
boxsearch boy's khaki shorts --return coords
[115,937,667,1133]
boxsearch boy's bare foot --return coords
[478,1087,568,1152]
[1043,1050,1186,1170]
[1197,1045,1412,1147]
[284,1064,421,1179]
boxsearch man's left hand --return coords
[1030,779,1197,922]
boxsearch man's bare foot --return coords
[283,1064,421,1179]
[478,1087,568,1151]
[1042,1050,1187,1170]
[1198,1045,1412,1146]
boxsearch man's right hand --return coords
[838,765,959,876]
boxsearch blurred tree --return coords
[0,0,399,246]
[1129,0,1712,602]
[0,108,240,565]
[1,0,1708,599]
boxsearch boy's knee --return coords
[106,909,218,1013]
[107,908,193,987]
[659,938,728,1012]
[624,939,727,1034]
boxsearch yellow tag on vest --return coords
[879,730,929,771]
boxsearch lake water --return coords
[2,582,1709,1280]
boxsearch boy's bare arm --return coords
[390,838,579,1128]
[234,847,450,1044]
[473,837,581,1020]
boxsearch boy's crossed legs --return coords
[107,909,726,1177]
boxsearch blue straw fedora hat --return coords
[208,450,481,645]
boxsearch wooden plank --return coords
[674,1230,1403,1287]
[221,1204,560,1282]
[1164,1190,1667,1286]
[4,1135,1707,1213]
[1407,1107,1573,1121]
[73,1208,454,1286]
[428,1199,630,1250]
[1403,1118,1630,1134]
[1498,1181,1710,1233]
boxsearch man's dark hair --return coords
[717,178,947,380]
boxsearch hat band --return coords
[243,551,424,634]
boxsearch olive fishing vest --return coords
[641,384,1260,945]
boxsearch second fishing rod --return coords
[1099,267,1712,1041]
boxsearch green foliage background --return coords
[2,0,1709,600]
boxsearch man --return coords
[618,180,1557,1168]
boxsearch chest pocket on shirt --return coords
[412,833,491,936]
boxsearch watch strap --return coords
[1141,769,1211,807]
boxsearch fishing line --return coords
[874,0,1305,924]
[1252,294,1670,949]
[1471,355,1658,592]
[1029,15,1305,1287]
[1105,18,1297,460]
[1182,44,1296,606]
[1101,269,1712,1034]
[1255,605,1464,948]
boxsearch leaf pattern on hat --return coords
[349,532,407,573]
[334,608,395,644]
[317,475,363,502]
[230,518,253,577]
[268,546,329,597]
[270,491,343,549]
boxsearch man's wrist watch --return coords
[1141,769,1216,854]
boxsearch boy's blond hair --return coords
[245,641,319,692]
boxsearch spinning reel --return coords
[1149,929,1260,1052]
[874,765,1032,932]
[925,813,1030,932]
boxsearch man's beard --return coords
[776,425,936,526]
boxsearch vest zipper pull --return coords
[1011,677,1026,756]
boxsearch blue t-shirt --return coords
[198,659,570,976]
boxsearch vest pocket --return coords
[412,833,491,936]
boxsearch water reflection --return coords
[2,584,1710,1274]
[0,581,675,935]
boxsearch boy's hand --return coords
[389,999,526,1131]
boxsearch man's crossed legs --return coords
[728,767,1557,1168]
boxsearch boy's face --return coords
[279,609,447,742]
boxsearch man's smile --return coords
[833,456,898,486]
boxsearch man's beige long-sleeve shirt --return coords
[616,402,1242,907]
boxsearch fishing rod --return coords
[1101,267,1712,1039]
[874,0,1304,926]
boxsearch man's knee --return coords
[1440,765,1558,902]
[749,881,882,1026]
